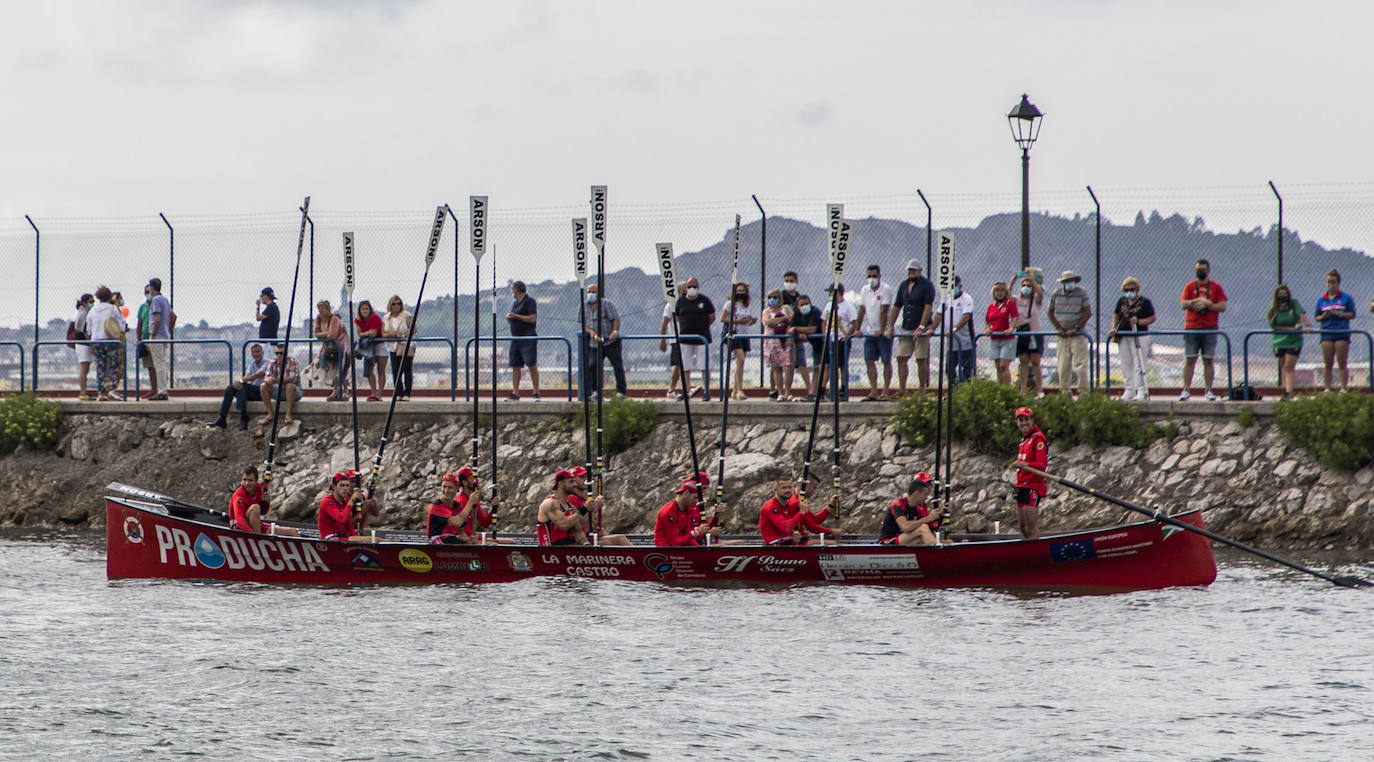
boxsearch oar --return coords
[469,196,488,468]
[572,218,592,489]
[591,186,608,521]
[829,213,853,517]
[1014,463,1372,588]
[489,242,500,537]
[343,231,363,532]
[714,214,741,512]
[800,204,847,514]
[262,196,309,512]
[656,243,703,495]
[365,207,446,505]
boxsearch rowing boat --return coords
[104,483,1216,591]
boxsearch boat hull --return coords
[105,497,1216,591]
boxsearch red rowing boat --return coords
[104,484,1216,591]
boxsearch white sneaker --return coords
[1204,389,1217,401]
[1137,392,1150,402]
[1178,390,1191,401]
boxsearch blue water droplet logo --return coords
[194,533,226,569]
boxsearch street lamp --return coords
[1007,93,1044,270]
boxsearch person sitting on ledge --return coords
[229,464,299,537]
[317,469,380,542]
[878,472,941,546]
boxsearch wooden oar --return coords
[656,243,703,495]
[342,231,363,531]
[714,214,741,513]
[1014,462,1372,588]
[262,196,309,512]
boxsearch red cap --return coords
[913,471,934,485]
[1014,406,1034,418]
[554,469,576,483]
[570,466,589,477]
[675,480,701,494]
[692,471,710,486]
[455,466,476,480]
[441,472,460,486]
[332,469,358,485]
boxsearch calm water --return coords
[1,531,1371,761]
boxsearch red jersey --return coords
[762,496,833,544]
[786,492,832,525]
[985,299,1019,338]
[1181,280,1226,330]
[1015,425,1049,496]
[229,484,269,532]
[536,496,580,546]
[318,494,359,540]
[654,499,700,546]
[456,492,493,538]
[426,499,463,541]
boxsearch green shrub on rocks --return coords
[572,396,659,455]
[0,394,62,455]
[891,378,1168,454]
[1275,392,1374,472]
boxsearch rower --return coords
[317,469,381,542]
[790,474,838,529]
[426,472,470,544]
[229,465,299,537]
[653,479,720,546]
[760,478,840,545]
[455,466,516,545]
[878,472,941,546]
[568,465,633,546]
[536,469,587,546]
[1013,405,1048,539]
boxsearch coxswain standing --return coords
[1012,406,1049,539]
[878,472,942,546]
[229,465,299,537]
[426,472,470,544]
[567,466,633,546]
[537,470,588,546]
[759,478,840,545]
[653,480,721,546]
[317,469,381,542]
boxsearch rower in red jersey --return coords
[760,478,840,545]
[454,466,516,545]
[567,466,632,546]
[878,472,941,546]
[426,472,470,544]
[536,470,588,546]
[317,469,380,542]
[654,480,720,546]
[229,464,299,537]
[789,473,838,528]
[1012,406,1049,539]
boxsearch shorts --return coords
[1016,331,1044,356]
[989,338,1017,361]
[792,341,808,366]
[147,342,169,375]
[373,341,389,358]
[74,343,94,364]
[1013,487,1041,507]
[264,383,304,402]
[896,334,930,360]
[729,337,751,353]
[1320,333,1351,344]
[1183,332,1217,358]
[863,335,892,364]
[670,342,705,372]
[508,338,538,368]
[1273,346,1300,358]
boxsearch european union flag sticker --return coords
[1050,539,1097,562]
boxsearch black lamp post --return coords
[1007,94,1044,270]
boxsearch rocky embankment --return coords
[2,404,1371,550]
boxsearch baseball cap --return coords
[570,466,589,477]
[675,480,701,494]
[906,259,922,271]
[261,287,275,298]
[913,471,934,485]
[1014,406,1034,418]
[554,469,575,483]
[332,469,358,485]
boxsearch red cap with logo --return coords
[554,469,576,483]
[456,466,476,480]
[570,466,589,477]
[675,479,702,494]
[332,469,358,485]
[1014,406,1034,419]
[913,471,934,485]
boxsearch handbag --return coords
[103,316,126,343]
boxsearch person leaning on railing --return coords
[1267,284,1311,401]
[1110,277,1157,402]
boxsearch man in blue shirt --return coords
[888,259,936,393]
[255,287,280,339]
[506,280,540,400]
[144,277,173,400]
[208,342,272,430]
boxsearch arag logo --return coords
[398,549,434,574]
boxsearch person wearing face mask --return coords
[720,282,758,400]
[890,259,936,394]
[855,265,895,400]
[135,287,156,395]
[659,276,716,399]
[1266,284,1311,401]
[69,294,95,400]
[934,276,976,385]
[1047,271,1092,398]
[787,293,820,398]
[580,284,627,399]
[1110,277,1157,402]
[984,281,1020,386]
[1012,271,1045,395]
[1314,268,1357,391]
[780,272,809,387]
[1179,259,1227,401]
[759,288,794,400]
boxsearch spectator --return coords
[256,287,280,339]
[817,283,859,401]
[1013,271,1045,395]
[354,300,387,401]
[113,292,129,320]
[314,300,347,401]
[1315,269,1357,391]
[69,294,94,400]
[260,344,302,424]
[1267,283,1311,401]
[984,281,1020,386]
[1047,270,1091,398]
[786,292,820,398]
[208,342,271,429]
[144,277,172,400]
[760,288,793,400]
[936,275,975,385]
[1110,277,1157,402]
[1179,258,1227,401]
[856,265,894,400]
[720,281,757,400]
[659,276,715,400]
[135,286,152,391]
[890,259,936,394]
[383,295,415,401]
[87,286,126,401]
[780,271,801,309]
[581,283,627,400]
[781,271,810,394]
[506,280,540,400]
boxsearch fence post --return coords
[25,215,39,344]
[306,211,314,338]
[917,189,932,274]
[1268,180,1283,284]
[1087,186,1103,394]
[159,213,175,388]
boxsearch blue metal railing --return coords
[248,337,458,400]
[1242,328,1374,393]
[464,336,575,401]
[133,339,234,396]
[607,333,710,401]
[964,329,1097,391]
[32,339,128,398]
[1104,329,1232,395]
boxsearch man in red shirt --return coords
[567,466,633,546]
[1178,258,1227,401]
[537,470,587,546]
[317,469,380,541]
[653,480,720,546]
[426,471,470,543]
[759,478,840,545]
[229,465,299,536]
[1012,406,1049,539]
[878,472,941,545]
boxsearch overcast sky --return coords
[3,0,1373,324]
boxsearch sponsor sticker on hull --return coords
[398,549,434,574]
[154,525,330,573]
[817,553,922,581]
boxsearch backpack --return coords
[1228,384,1261,401]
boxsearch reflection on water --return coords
[0,532,1371,761]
